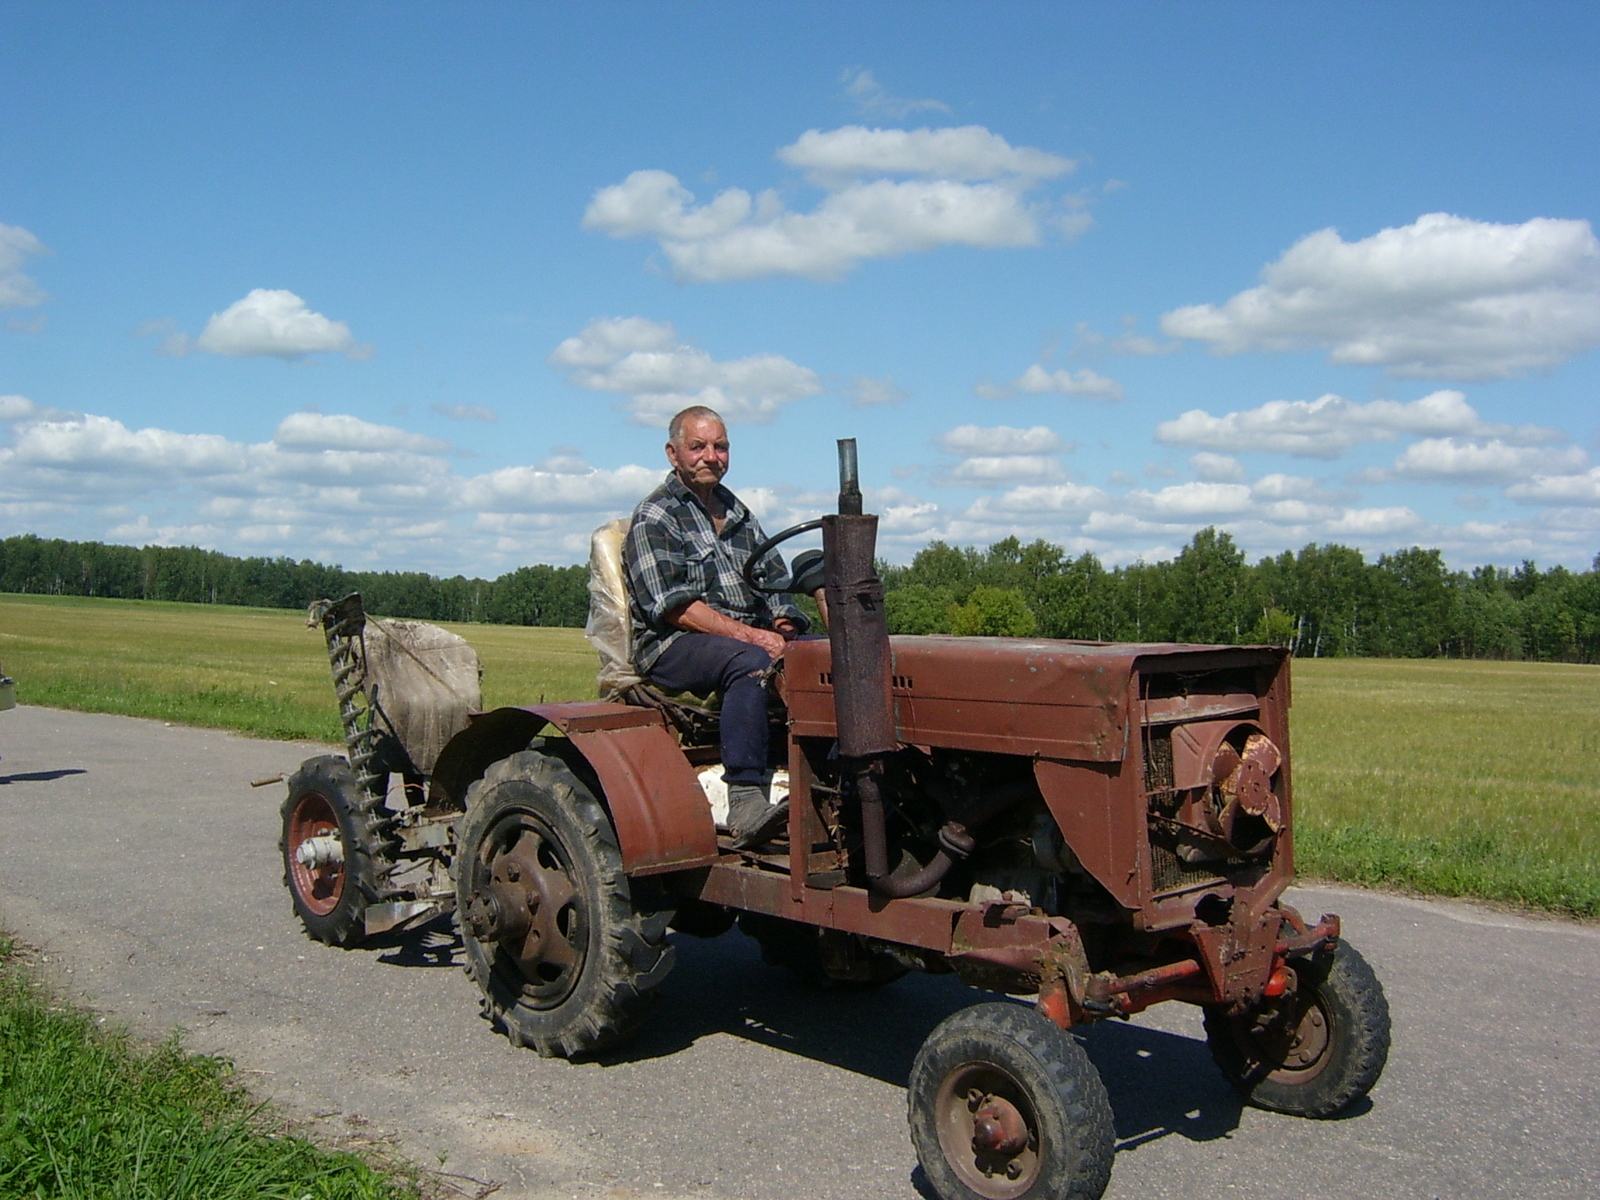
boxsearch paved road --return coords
[1,704,1596,1199]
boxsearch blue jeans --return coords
[647,633,773,785]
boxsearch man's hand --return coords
[668,600,787,659]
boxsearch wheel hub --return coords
[935,1064,1040,1197]
[473,812,586,1006]
[285,792,346,918]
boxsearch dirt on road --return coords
[2,704,1597,1199]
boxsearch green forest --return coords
[3,529,1598,662]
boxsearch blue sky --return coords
[3,2,1598,575]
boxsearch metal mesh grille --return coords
[1144,725,1225,894]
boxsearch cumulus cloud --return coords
[840,67,951,119]
[978,364,1124,401]
[548,317,822,426]
[1161,213,1600,380]
[582,124,1079,282]
[1155,390,1562,459]
[0,223,49,310]
[935,424,1069,487]
[1388,437,1588,484]
[273,412,451,454]
[190,289,371,360]
[4,414,248,479]
[1128,481,1254,517]
[846,375,907,407]
[1506,467,1600,506]
[1190,452,1245,482]
[1071,320,1180,357]
[1,394,39,421]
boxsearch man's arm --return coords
[668,599,786,657]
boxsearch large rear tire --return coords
[279,755,384,948]
[456,748,675,1059]
[909,1001,1114,1200]
[1204,939,1390,1117]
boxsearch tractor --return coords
[277,439,1390,1200]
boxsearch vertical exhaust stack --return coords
[822,438,895,760]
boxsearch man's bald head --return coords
[668,404,725,446]
[665,405,730,500]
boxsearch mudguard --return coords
[429,702,719,876]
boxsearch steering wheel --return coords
[742,518,825,596]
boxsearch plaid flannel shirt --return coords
[624,472,807,672]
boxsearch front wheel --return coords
[1204,939,1391,1117]
[909,1001,1114,1200]
[279,755,385,947]
[455,748,675,1059]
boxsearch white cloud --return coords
[1161,213,1600,380]
[1004,364,1125,401]
[3,414,248,479]
[273,412,451,454]
[0,223,49,309]
[778,126,1074,185]
[1155,390,1562,459]
[946,455,1065,484]
[192,289,370,360]
[548,317,823,426]
[840,68,951,120]
[1325,506,1425,536]
[938,424,1064,455]
[845,375,906,407]
[582,123,1079,282]
[1389,437,1587,484]
[1129,481,1254,517]
[432,403,498,423]
[1190,452,1245,482]
[0,394,39,421]
[1108,331,1180,356]
[1505,466,1600,506]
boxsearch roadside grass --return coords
[0,592,598,743]
[3,593,1596,916]
[1291,657,1600,918]
[0,932,419,1200]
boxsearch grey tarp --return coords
[361,619,482,775]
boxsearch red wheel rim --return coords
[286,792,345,917]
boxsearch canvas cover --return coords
[585,517,643,699]
[362,619,482,775]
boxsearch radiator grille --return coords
[1144,725,1226,894]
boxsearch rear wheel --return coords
[456,748,675,1058]
[909,1001,1114,1200]
[279,755,384,948]
[1204,939,1390,1117]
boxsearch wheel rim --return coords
[932,1061,1041,1198]
[472,808,588,1009]
[1229,983,1336,1086]
[286,792,345,917]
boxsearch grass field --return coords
[0,932,418,1200]
[3,592,1596,916]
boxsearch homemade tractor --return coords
[277,441,1390,1200]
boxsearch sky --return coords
[3,2,1599,577]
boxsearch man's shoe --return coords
[725,783,789,850]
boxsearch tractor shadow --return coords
[0,768,88,785]
[608,930,1245,1154]
[367,913,462,969]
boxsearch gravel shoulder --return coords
[2,704,1596,1199]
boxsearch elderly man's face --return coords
[666,416,730,491]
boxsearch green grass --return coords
[0,933,419,1200]
[0,593,598,743]
[1291,657,1600,917]
[3,593,1596,916]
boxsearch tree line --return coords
[880,528,1600,663]
[4,529,1598,661]
[0,534,589,628]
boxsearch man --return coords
[623,405,807,849]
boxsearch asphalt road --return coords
[1,704,1596,1200]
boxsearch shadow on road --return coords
[355,915,1247,1156]
[0,768,88,785]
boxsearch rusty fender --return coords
[430,702,719,877]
